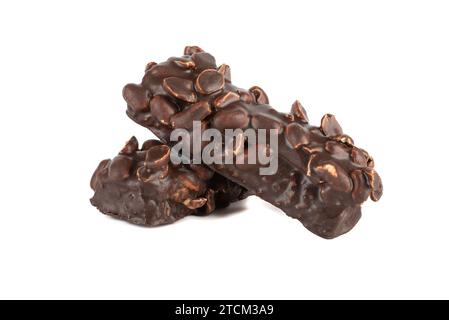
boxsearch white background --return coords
[0,0,448,300]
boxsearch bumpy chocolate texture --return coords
[90,137,246,226]
[123,46,383,238]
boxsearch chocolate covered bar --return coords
[90,137,247,226]
[122,46,383,238]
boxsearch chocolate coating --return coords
[90,138,247,226]
[124,47,383,238]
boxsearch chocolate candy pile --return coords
[90,46,383,238]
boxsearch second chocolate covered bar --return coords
[90,137,247,226]
[123,46,383,238]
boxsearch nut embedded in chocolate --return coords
[251,114,283,134]
[184,45,204,55]
[212,104,250,131]
[217,64,232,82]
[150,95,178,125]
[191,52,217,71]
[145,144,171,169]
[285,123,310,149]
[170,101,211,130]
[351,147,369,167]
[333,134,355,147]
[90,159,110,190]
[249,86,269,104]
[120,136,139,155]
[195,69,225,95]
[141,139,162,150]
[109,155,133,181]
[290,100,309,123]
[123,84,150,113]
[324,141,349,159]
[364,169,383,201]
[214,91,240,109]
[173,58,196,69]
[145,62,157,72]
[321,114,343,137]
[351,170,371,203]
[238,89,255,104]
[162,77,197,103]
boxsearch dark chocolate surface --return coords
[123,46,383,238]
